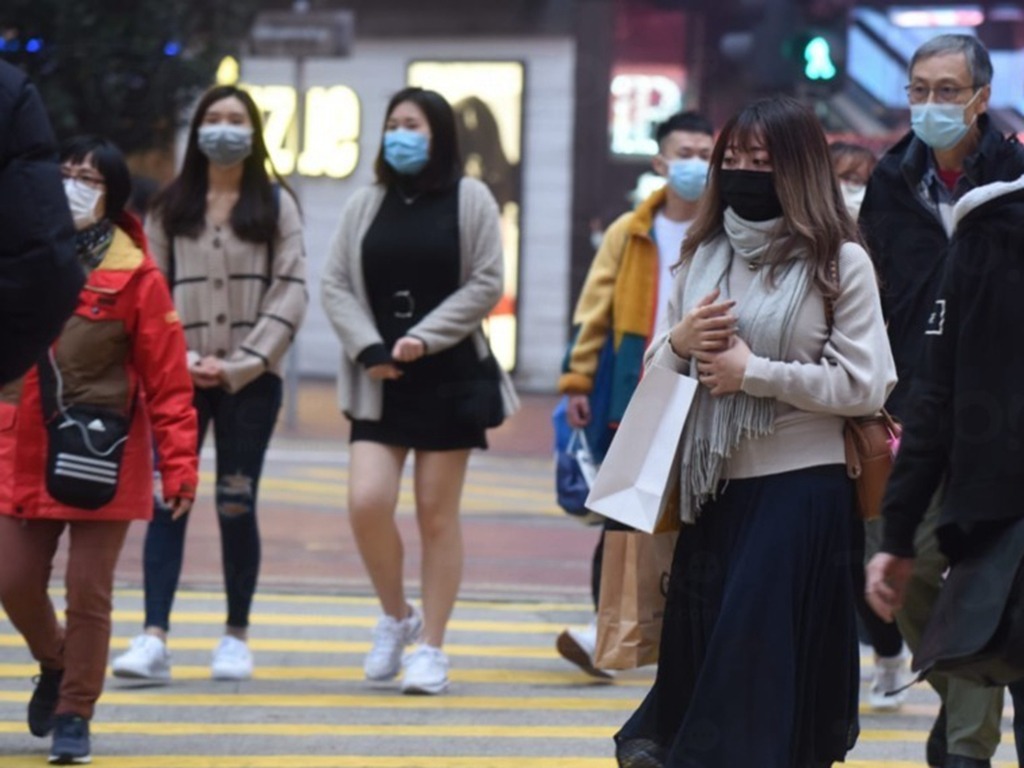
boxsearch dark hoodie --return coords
[880,173,1024,560]
[859,116,1024,419]
[0,61,82,386]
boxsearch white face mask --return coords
[841,181,866,219]
[64,178,104,230]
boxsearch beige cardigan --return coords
[321,177,518,421]
[145,191,308,394]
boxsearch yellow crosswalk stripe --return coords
[0,758,1014,768]
[0,721,616,737]
[0,690,639,711]
[0,634,582,659]
[0,721,954,742]
[0,663,636,687]
[0,689,999,721]
[107,589,596,613]
[0,759,612,768]
[102,610,567,634]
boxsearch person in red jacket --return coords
[0,136,198,766]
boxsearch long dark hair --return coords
[681,96,860,299]
[152,85,292,243]
[60,135,132,223]
[374,87,462,192]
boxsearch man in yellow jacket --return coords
[556,111,714,677]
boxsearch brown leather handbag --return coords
[842,410,901,520]
[826,258,901,520]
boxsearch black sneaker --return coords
[48,714,90,765]
[28,667,63,737]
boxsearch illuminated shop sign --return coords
[407,61,525,371]
[246,84,361,178]
[609,65,686,157]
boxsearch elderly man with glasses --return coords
[859,33,1024,768]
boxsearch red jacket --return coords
[0,214,198,522]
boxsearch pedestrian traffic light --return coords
[787,1,849,93]
[787,25,846,93]
[802,35,837,81]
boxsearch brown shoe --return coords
[556,626,613,680]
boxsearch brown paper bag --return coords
[594,528,679,670]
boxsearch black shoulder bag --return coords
[37,350,133,510]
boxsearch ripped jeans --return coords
[142,373,282,631]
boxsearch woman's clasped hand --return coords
[668,287,748,395]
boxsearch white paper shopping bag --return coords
[585,364,697,533]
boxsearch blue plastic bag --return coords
[553,398,603,525]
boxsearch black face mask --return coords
[719,169,784,222]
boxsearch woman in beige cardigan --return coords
[111,85,307,684]
[322,87,515,695]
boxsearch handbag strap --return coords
[36,348,138,423]
[36,350,60,421]
[824,256,839,334]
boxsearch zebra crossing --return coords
[0,588,1018,766]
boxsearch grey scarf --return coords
[677,208,811,522]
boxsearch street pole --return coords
[283,53,305,432]
[248,3,354,431]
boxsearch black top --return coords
[881,182,1024,561]
[362,183,461,349]
[353,182,487,450]
[859,117,1024,418]
[0,61,82,384]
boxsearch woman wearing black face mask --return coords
[614,97,896,768]
[111,85,307,685]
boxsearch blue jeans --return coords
[143,373,282,631]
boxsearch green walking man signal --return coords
[803,36,837,81]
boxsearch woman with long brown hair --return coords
[614,96,896,767]
[111,85,307,683]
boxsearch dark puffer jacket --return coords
[858,117,1024,419]
[0,61,82,385]
[881,174,1024,561]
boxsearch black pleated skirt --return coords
[615,465,860,768]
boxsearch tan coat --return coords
[321,177,518,421]
[145,191,307,393]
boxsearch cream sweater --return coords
[321,177,518,421]
[145,191,308,394]
[648,241,897,479]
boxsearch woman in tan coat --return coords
[111,85,307,684]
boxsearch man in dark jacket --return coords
[0,60,81,385]
[859,34,1024,768]
[867,173,1024,768]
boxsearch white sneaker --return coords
[364,605,423,682]
[400,644,449,695]
[869,653,910,711]
[111,634,171,682]
[210,636,253,681]
[556,620,613,680]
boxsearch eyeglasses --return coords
[61,167,106,188]
[905,84,976,105]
